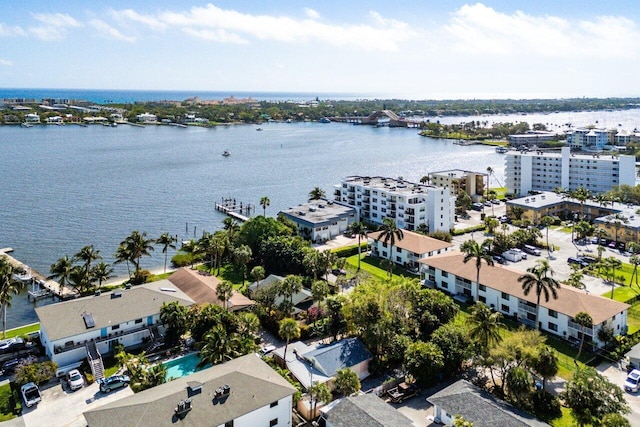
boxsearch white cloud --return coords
[445,3,640,59]
[32,13,82,28]
[90,19,136,42]
[113,4,419,51]
[305,8,320,20]
[0,23,26,37]
[0,59,13,66]
[29,26,67,41]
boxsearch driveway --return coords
[21,378,133,427]
[597,362,640,425]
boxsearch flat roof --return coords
[419,251,629,324]
[340,176,441,197]
[430,169,486,178]
[279,199,355,226]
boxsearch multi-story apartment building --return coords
[566,128,611,151]
[334,176,454,232]
[428,169,486,202]
[505,147,636,197]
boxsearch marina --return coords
[214,198,253,222]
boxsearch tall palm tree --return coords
[308,186,326,201]
[92,262,114,289]
[419,175,430,185]
[233,245,252,286]
[349,222,368,272]
[74,245,102,276]
[518,259,560,330]
[461,239,493,299]
[156,232,177,273]
[605,256,622,298]
[629,255,640,290]
[574,311,593,360]
[259,196,270,217]
[0,257,26,338]
[572,187,591,219]
[222,217,240,245]
[278,318,300,360]
[114,243,133,278]
[277,275,302,315]
[540,215,556,257]
[378,218,403,277]
[468,302,503,350]
[486,166,493,200]
[122,231,155,275]
[48,255,74,288]
[69,265,93,295]
[216,280,234,311]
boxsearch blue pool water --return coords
[163,353,211,380]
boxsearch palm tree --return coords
[250,266,265,288]
[259,196,270,217]
[574,311,593,360]
[48,255,74,288]
[216,280,234,311]
[308,381,332,418]
[349,222,368,272]
[629,255,640,290]
[461,239,493,299]
[311,280,329,318]
[605,257,622,298]
[114,243,133,278]
[279,318,300,360]
[277,275,303,315]
[486,166,493,200]
[122,231,155,275]
[156,232,177,273]
[0,257,26,338]
[233,245,252,286]
[419,175,430,185]
[540,215,556,257]
[518,259,560,330]
[468,302,503,350]
[92,262,114,289]
[378,218,403,277]
[74,245,102,276]
[222,217,240,244]
[572,187,591,219]
[308,186,326,201]
[69,265,93,295]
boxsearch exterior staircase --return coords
[86,340,105,381]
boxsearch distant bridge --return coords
[330,110,420,128]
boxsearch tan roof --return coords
[368,229,453,255]
[167,268,254,311]
[419,251,629,324]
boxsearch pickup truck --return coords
[387,382,418,403]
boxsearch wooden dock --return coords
[0,249,78,300]
[215,197,253,222]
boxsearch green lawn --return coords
[0,383,17,421]
[551,407,576,427]
[344,254,416,281]
[627,305,640,335]
[3,323,39,339]
[602,285,640,303]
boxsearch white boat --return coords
[21,123,33,128]
[222,150,231,157]
[256,127,263,131]
[14,268,33,282]
[495,146,508,153]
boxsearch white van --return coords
[523,245,541,256]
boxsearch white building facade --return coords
[334,176,454,232]
[566,128,611,151]
[279,199,357,243]
[368,229,453,270]
[136,112,157,123]
[505,146,636,197]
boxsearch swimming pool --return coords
[163,353,211,380]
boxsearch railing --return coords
[54,324,151,354]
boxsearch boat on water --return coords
[256,127,263,131]
[222,150,231,157]
[319,117,331,123]
[21,123,33,128]
[14,268,32,283]
[495,146,509,153]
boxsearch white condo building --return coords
[505,146,636,197]
[334,176,454,232]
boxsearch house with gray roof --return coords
[427,380,550,426]
[320,394,413,427]
[84,353,297,427]
[273,338,372,390]
[248,274,313,314]
[279,198,357,243]
[35,281,193,368]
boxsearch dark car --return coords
[1,355,36,374]
[567,257,588,268]
[98,374,130,393]
[492,255,505,264]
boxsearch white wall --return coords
[216,395,293,427]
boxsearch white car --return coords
[625,369,640,393]
[260,344,276,356]
[21,382,41,408]
[66,369,84,391]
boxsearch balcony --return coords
[54,325,152,354]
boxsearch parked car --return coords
[387,382,419,403]
[471,203,483,211]
[581,256,597,265]
[608,242,617,249]
[20,382,41,408]
[1,355,36,374]
[491,199,500,205]
[0,337,25,354]
[98,374,130,393]
[590,236,599,244]
[483,201,492,207]
[259,344,276,356]
[492,255,505,264]
[522,245,541,256]
[66,369,84,391]
[567,257,588,268]
[499,215,511,224]
[625,369,640,393]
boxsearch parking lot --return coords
[598,362,640,425]
[20,377,133,427]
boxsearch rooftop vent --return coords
[187,381,203,394]
[111,292,122,299]
[83,313,95,329]
[175,398,192,417]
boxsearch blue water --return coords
[0,88,366,104]
[164,353,210,380]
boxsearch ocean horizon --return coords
[0,88,370,104]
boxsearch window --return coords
[112,324,120,330]
[501,292,510,301]
[396,256,402,262]
[479,284,486,292]
[270,401,278,408]
[135,318,143,324]
[441,281,448,289]
[442,271,448,278]
[548,322,558,332]
[479,296,486,303]
[270,419,278,427]
[548,309,557,318]
[501,304,509,313]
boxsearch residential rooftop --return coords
[323,394,413,427]
[368,229,453,255]
[279,199,356,226]
[340,175,440,195]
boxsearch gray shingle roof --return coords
[427,380,550,427]
[83,354,296,427]
[305,338,373,377]
[325,394,413,427]
[35,282,193,342]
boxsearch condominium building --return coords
[428,169,486,202]
[334,176,454,232]
[566,128,611,151]
[279,199,357,243]
[505,147,636,197]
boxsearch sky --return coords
[1,1,640,99]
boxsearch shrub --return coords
[531,390,561,421]
[428,231,453,242]
[331,243,368,258]
[451,224,485,236]
[15,361,58,386]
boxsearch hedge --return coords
[330,242,368,258]
[451,224,486,236]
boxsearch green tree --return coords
[518,259,560,330]
[468,302,503,351]
[48,255,74,288]
[562,366,629,426]
[69,265,94,295]
[160,301,190,346]
[279,318,300,360]
[233,245,252,286]
[91,261,113,289]
[378,218,403,277]
[453,416,474,427]
[605,256,623,297]
[403,341,444,386]
[530,346,558,391]
[277,275,303,315]
[349,222,368,272]
[601,413,631,427]
[74,245,102,276]
[334,368,360,396]
[629,255,640,289]
[505,366,532,405]
[461,239,493,298]
[0,257,26,338]
[572,187,591,219]
[540,215,556,256]
[216,280,234,311]
[574,312,593,360]
[308,186,326,201]
[259,196,270,216]
[308,381,331,419]
[430,323,472,377]
[484,216,499,234]
[121,230,155,279]
[156,232,177,273]
[250,265,265,287]
[311,280,329,317]
[114,243,133,277]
